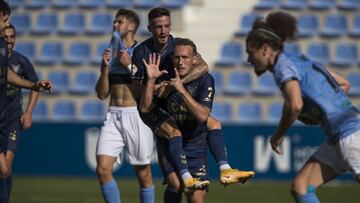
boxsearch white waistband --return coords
[108,106,138,113]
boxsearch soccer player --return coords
[142,38,213,202]
[132,7,254,191]
[246,11,360,203]
[95,9,155,203]
[0,1,52,202]
[3,24,40,202]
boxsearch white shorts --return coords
[313,131,360,177]
[96,106,154,165]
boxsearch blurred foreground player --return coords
[246,11,360,203]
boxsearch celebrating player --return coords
[95,9,155,203]
[246,11,360,203]
[3,23,40,202]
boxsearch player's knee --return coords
[207,117,221,131]
[135,166,153,188]
[0,166,9,178]
[167,174,181,192]
[96,165,112,179]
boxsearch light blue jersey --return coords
[273,52,360,143]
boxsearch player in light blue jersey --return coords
[95,9,155,203]
[246,11,360,203]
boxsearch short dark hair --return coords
[115,9,140,32]
[0,0,10,16]
[148,7,170,22]
[174,38,197,55]
[4,23,15,34]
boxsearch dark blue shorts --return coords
[139,107,171,133]
[0,125,8,153]
[6,116,21,153]
[157,133,209,183]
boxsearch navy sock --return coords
[208,129,228,167]
[164,187,182,203]
[0,178,7,203]
[5,175,11,203]
[140,185,154,203]
[101,179,121,203]
[168,137,189,175]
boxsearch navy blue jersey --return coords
[0,38,9,152]
[6,51,38,121]
[131,35,176,82]
[161,73,215,138]
[273,52,360,143]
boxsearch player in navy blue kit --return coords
[246,11,360,203]
[141,38,213,202]
[2,24,40,201]
[0,1,52,202]
[132,7,254,193]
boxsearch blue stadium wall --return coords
[13,123,353,181]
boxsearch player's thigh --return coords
[186,189,206,203]
[292,156,338,195]
[96,155,117,171]
[0,152,8,177]
[5,150,14,172]
[158,116,182,138]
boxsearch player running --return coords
[246,11,360,203]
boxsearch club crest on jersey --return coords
[11,64,20,73]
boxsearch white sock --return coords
[181,172,192,181]
[220,164,231,171]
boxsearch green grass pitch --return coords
[10,177,360,203]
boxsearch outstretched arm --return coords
[8,69,52,92]
[270,80,303,154]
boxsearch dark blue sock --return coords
[0,178,7,203]
[5,175,11,203]
[168,137,189,175]
[140,185,154,203]
[164,187,182,203]
[208,129,228,166]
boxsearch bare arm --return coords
[270,80,303,154]
[95,48,111,100]
[8,69,52,92]
[21,90,40,130]
[171,69,210,122]
[328,70,351,93]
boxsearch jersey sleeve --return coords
[21,55,38,82]
[196,74,215,110]
[131,46,146,81]
[273,60,301,90]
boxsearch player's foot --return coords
[220,168,255,185]
[183,177,210,193]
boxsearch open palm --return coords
[143,53,168,81]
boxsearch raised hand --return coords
[142,53,168,81]
[119,49,131,67]
[101,48,111,68]
[170,68,186,94]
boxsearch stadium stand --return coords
[36,41,63,65]
[79,100,106,121]
[215,42,244,67]
[11,14,31,35]
[223,72,252,96]
[236,102,262,123]
[31,13,58,35]
[52,100,76,120]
